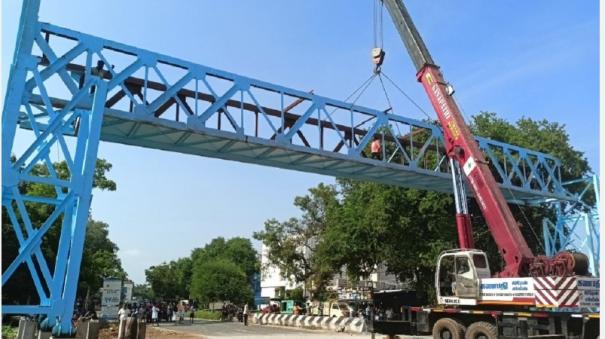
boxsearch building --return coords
[260,244,303,299]
[259,244,407,300]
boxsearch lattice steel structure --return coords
[543,176,600,276]
[1,0,588,334]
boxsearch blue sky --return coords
[2,1,598,283]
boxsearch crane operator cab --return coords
[435,250,491,305]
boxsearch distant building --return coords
[259,244,406,300]
[260,244,302,299]
[327,264,408,300]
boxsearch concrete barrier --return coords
[253,313,366,333]
[75,319,100,339]
[117,317,146,339]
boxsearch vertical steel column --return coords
[543,176,600,276]
[2,0,40,181]
[54,81,107,333]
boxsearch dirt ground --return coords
[98,324,205,339]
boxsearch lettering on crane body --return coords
[479,278,535,303]
[425,72,461,141]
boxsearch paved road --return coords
[152,320,431,338]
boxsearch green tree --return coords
[2,159,119,304]
[133,283,154,301]
[78,220,126,298]
[469,112,592,271]
[253,183,338,295]
[191,237,259,281]
[316,181,455,300]
[145,257,192,300]
[190,259,252,305]
[471,112,589,181]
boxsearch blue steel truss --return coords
[16,22,569,202]
[543,176,600,276]
[0,0,588,334]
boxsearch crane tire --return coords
[432,318,465,339]
[465,321,498,339]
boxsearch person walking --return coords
[118,303,130,321]
[178,302,185,324]
[152,304,159,326]
[189,306,195,324]
[242,303,249,326]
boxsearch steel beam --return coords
[543,175,600,276]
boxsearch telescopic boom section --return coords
[383,0,534,277]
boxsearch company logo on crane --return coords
[426,72,461,140]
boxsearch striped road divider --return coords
[252,313,366,333]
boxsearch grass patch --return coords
[194,310,222,320]
[2,326,17,339]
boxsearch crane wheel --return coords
[432,318,465,339]
[464,321,497,339]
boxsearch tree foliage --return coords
[190,259,252,305]
[471,112,590,180]
[2,159,121,304]
[78,220,126,296]
[145,257,192,300]
[191,237,258,281]
[189,237,259,304]
[132,283,154,301]
[253,183,338,293]
[144,237,259,303]
[469,112,592,271]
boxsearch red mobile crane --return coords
[383,0,586,279]
[367,1,599,338]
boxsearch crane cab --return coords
[435,250,491,305]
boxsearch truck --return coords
[309,300,351,317]
[369,1,600,338]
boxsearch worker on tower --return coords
[371,135,382,160]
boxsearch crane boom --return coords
[383,0,534,277]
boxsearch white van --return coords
[328,301,351,317]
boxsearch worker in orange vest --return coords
[371,135,381,160]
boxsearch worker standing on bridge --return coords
[371,135,381,160]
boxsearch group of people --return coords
[260,303,281,314]
[220,303,250,325]
[117,301,196,325]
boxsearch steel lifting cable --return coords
[373,0,384,49]
[379,0,384,48]
[324,73,378,123]
[381,72,432,121]
[320,74,378,150]
[377,74,402,136]
[344,73,378,106]
[380,71,543,249]
[505,187,546,253]
[372,0,386,73]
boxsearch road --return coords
[147,320,431,339]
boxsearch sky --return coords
[2,1,599,284]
